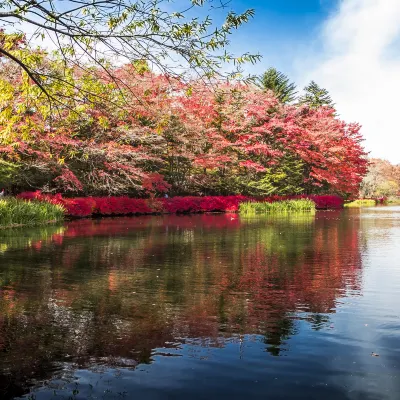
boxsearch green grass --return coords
[0,198,65,229]
[387,197,400,205]
[344,199,376,208]
[239,199,316,215]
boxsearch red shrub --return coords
[162,197,203,213]
[63,197,96,217]
[16,192,344,217]
[17,191,40,201]
[93,197,153,215]
[308,195,344,209]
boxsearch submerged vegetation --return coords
[0,198,64,228]
[239,199,315,215]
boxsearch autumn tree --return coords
[257,67,297,104]
[360,158,400,198]
[180,84,367,197]
[0,50,368,197]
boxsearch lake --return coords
[0,207,400,399]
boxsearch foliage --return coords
[298,81,335,109]
[387,197,400,204]
[0,1,259,104]
[248,156,305,195]
[304,194,344,209]
[18,192,249,216]
[344,199,376,207]
[0,159,19,188]
[0,48,367,197]
[17,192,344,217]
[360,158,400,198]
[0,198,64,228]
[239,199,315,214]
[257,67,297,103]
[167,80,366,197]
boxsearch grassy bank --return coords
[0,198,65,229]
[239,199,316,215]
[387,197,400,205]
[344,199,376,208]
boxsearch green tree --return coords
[257,67,297,103]
[0,159,19,190]
[248,156,305,196]
[298,81,334,109]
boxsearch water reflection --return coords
[0,210,396,399]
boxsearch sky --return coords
[223,0,400,163]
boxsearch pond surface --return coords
[0,207,400,399]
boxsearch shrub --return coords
[16,192,343,218]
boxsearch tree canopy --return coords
[360,158,400,198]
[0,55,368,197]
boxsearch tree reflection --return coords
[0,212,362,398]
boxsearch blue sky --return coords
[227,0,336,77]
[209,0,400,163]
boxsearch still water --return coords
[0,207,399,399]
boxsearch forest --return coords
[0,0,369,200]
[0,56,368,199]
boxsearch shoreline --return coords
[17,193,345,218]
[0,219,62,230]
[0,195,346,229]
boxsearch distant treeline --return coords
[360,158,400,198]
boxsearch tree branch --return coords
[0,45,50,99]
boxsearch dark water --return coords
[0,207,400,399]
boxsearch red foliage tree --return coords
[1,61,368,197]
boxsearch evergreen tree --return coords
[258,67,297,104]
[298,81,334,109]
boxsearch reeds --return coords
[239,199,316,215]
[344,199,376,207]
[0,198,65,228]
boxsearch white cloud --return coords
[295,0,400,163]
